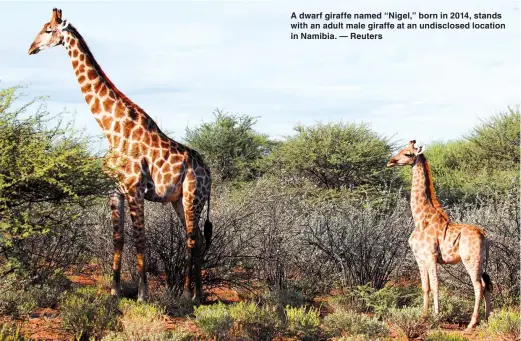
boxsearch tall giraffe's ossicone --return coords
[28,8,213,303]
[387,140,492,330]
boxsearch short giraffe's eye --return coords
[404,153,414,157]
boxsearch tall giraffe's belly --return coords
[144,177,183,203]
[142,161,185,203]
[437,243,462,264]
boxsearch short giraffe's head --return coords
[28,8,70,55]
[386,140,426,167]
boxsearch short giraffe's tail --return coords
[482,272,493,293]
[203,190,213,252]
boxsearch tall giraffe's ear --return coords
[416,145,426,155]
[408,140,416,148]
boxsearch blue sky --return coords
[1,0,519,150]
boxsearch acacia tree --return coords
[0,86,113,281]
[184,109,277,183]
[264,122,400,196]
[412,107,520,205]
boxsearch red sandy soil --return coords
[3,266,487,341]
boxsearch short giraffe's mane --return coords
[418,154,450,222]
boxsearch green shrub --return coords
[425,330,469,341]
[109,299,168,341]
[262,288,308,309]
[482,307,520,341]
[0,271,72,319]
[193,302,233,341]
[102,329,194,341]
[337,336,387,341]
[385,307,440,339]
[438,291,476,324]
[284,306,321,340]
[0,323,32,341]
[0,288,38,319]
[323,309,389,339]
[339,283,421,316]
[60,287,119,340]
[229,301,281,340]
[347,283,421,316]
[150,287,194,317]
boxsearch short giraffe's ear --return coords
[408,140,416,148]
[417,145,426,155]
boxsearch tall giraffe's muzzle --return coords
[28,43,40,55]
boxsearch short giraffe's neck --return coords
[62,25,153,150]
[410,155,449,228]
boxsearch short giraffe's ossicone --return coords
[387,140,492,330]
[28,8,213,304]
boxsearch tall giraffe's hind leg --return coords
[182,194,204,304]
[173,200,191,301]
[127,194,148,301]
[109,189,125,297]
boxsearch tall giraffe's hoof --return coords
[192,290,204,306]
[110,287,121,297]
[181,289,192,302]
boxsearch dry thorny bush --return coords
[80,179,519,303]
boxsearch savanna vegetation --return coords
[0,85,519,340]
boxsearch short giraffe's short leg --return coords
[416,261,430,318]
[128,194,148,302]
[109,189,125,297]
[427,259,439,315]
[462,248,486,330]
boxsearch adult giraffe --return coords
[28,8,213,303]
[387,140,492,330]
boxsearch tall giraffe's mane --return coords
[65,23,207,165]
[418,154,450,222]
[66,24,165,135]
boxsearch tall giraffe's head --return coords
[386,140,426,167]
[28,8,70,55]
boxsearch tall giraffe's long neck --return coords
[410,155,449,227]
[62,25,146,150]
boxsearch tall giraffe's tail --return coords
[203,189,213,252]
[482,238,493,293]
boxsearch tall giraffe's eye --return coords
[404,153,414,157]
[45,29,53,33]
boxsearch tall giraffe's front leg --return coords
[127,192,148,301]
[109,189,125,297]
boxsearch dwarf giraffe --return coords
[387,140,492,330]
[28,8,213,303]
